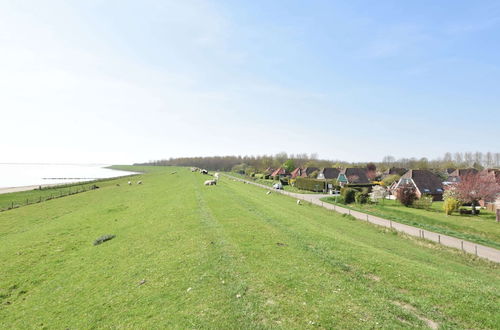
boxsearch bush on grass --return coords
[443,198,460,215]
[341,187,357,204]
[414,194,433,210]
[355,191,369,204]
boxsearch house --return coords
[317,168,340,180]
[290,168,302,179]
[291,167,320,179]
[263,167,275,179]
[446,168,457,175]
[300,167,319,178]
[392,169,444,201]
[337,168,370,185]
[483,169,500,210]
[270,168,288,178]
[382,167,407,177]
[446,168,478,183]
[484,168,500,185]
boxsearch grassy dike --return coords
[0,166,498,329]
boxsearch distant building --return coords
[271,168,288,178]
[392,169,444,201]
[382,167,407,177]
[291,167,320,179]
[337,168,370,185]
[317,168,340,180]
[446,168,478,184]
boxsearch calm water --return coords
[0,164,138,188]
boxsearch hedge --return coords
[294,178,337,192]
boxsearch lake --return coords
[0,164,138,189]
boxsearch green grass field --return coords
[321,198,500,250]
[1,166,499,329]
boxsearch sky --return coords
[1,0,499,164]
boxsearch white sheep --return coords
[128,181,131,185]
[137,180,142,184]
[266,191,271,195]
[204,180,217,186]
[296,200,301,205]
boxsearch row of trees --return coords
[137,151,500,173]
[381,152,500,170]
[136,153,341,172]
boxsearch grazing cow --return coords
[128,181,131,185]
[137,180,142,184]
[204,180,217,186]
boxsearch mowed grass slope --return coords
[0,166,499,329]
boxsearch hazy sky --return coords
[1,0,499,164]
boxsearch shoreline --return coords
[0,184,62,195]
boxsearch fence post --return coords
[438,235,440,243]
[390,220,392,229]
[422,231,425,239]
[348,209,351,215]
[461,241,464,251]
[366,214,368,221]
[475,245,478,256]
[11,202,14,209]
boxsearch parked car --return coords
[273,182,283,190]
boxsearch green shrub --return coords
[254,173,264,179]
[443,198,460,215]
[341,188,357,204]
[295,178,334,192]
[381,174,400,187]
[355,191,368,204]
[414,194,433,210]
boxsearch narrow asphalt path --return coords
[224,174,500,263]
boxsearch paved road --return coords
[225,174,500,263]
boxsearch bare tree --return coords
[485,152,493,168]
[454,152,463,165]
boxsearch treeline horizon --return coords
[135,151,500,172]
